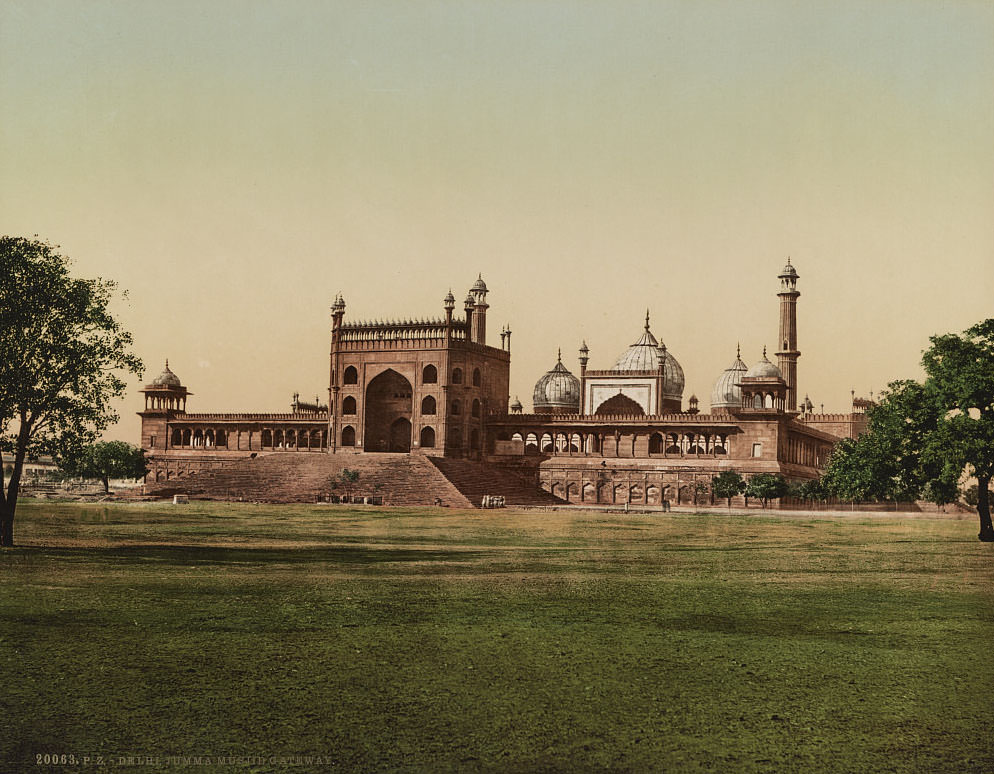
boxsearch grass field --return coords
[2,501,992,773]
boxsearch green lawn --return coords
[2,501,992,773]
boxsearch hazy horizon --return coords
[2,1,992,442]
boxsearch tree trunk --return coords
[0,503,13,547]
[1,416,33,547]
[102,476,110,494]
[977,474,994,542]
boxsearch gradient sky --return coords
[2,1,992,442]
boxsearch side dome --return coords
[152,360,182,387]
[470,274,488,293]
[711,347,748,409]
[612,315,685,401]
[746,349,782,379]
[533,351,580,413]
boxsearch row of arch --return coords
[338,424,482,451]
[168,427,328,450]
[342,364,483,387]
[495,430,731,457]
[340,394,481,417]
[144,394,187,411]
[543,480,708,505]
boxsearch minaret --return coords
[776,259,800,411]
[469,274,488,345]
[578,340,589,416]
[329,293,346,452]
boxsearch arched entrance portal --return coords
[390,418,412,452]
[364,369,413,452]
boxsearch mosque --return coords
[138,261,868,506]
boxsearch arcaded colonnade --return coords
[149,414,328,452]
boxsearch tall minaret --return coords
[776,259,800,411]
[469,274,488,345]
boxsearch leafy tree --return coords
[0,237,142,546]
[712,471,745,507]
[60,441,147,494]
[693,480,710,505]
[332,469,361,500]
[822,320,994,540]
[794,478,826,504]
[921,320,994,540]
[745,473,788,508]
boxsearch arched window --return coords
[472,368,481,387]
[422,364,437,384]
[451,400,461,415]
[420,426,435,448]
[343,366,358,385]
[421,395,436,415]
[171,429,182,447]
[753,394,763,409]
[341,426,356,446]
[452,368,463,384]
[649,432,664,454]
[261,429,272,447]
[216,430,227,447]
[342,396,357,415]
[193,429,203,447]
[470,429,480,450]
[471,399,481,418]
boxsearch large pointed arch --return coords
[363,369,413,452]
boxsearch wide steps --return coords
[426,457,566,507]
[144,453,472,507]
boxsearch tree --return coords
[60,441,147,494]
[821,320,994,541]
[794,478,826,505]
[921,320,994,540]
[745,473,788,508]
[331,469,361,500]
[712,471,745,508]
[0,237,142,545]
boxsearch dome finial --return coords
[736,342,740,359]
[644,309,650,331]
[762,345,767,359]
[165,358,169,368]
[557,347,562,363]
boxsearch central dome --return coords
[612,315,685,402]
[533,351,580,414]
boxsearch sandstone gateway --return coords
[139,262,868,507]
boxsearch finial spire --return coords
[762,345,767,358]
[557,347,562,363]
[736,342,740,359]
[644,309,650,331]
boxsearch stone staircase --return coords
[426,457,566,507]
[143,453,472,508]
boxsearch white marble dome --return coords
[612,319,685,402]
[151,361,182,387]
[533,352,580,413]
[711,348,748,409]
[746,350,782,379]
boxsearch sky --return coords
[1,1,992,442]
